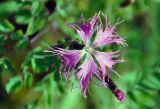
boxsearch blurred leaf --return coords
[15,10,31,24]
[0,57,16,73]
[26,17,45,35]
[22,47,56,73]
[34,73,58,92]
[0,1,19,18]
[31,57,36,72]
[0,34,7,42]
[32,1,43,16]
[10,30,23,40]
[25,101,38,109]
[24,72,33,88]
[5,76,22,93]
[34,79,46,92]
[44,90,53,108]
[140,73,160,90]
[128,91,137,102]
[21,51,33,70]
[31,55,48,73]
[15,38,29,49]
[0,19,14,32]
[56,0,67,17]
[133,90,156,107]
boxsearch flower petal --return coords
[54,48,84,80]
[93,35,127,48]
[77,55,98,97]
[70,13,99,44]
[93,20,127,48]
[93,51,123,82]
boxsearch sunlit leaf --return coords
[32,1,43,16]
[15,10,31,24]
[0,57,16,73]
[26,17,45,36]
[24,72,33,88]
[5,76,22,93]
[0,19,14,32]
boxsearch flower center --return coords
[85,47,93,54]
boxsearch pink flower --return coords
[52,12,127,98]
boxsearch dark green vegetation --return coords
[0,0,160,109]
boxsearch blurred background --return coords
[0,0,160,109]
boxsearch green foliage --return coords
[15,37,29,49]
[26,17,45,36]
[0,34,7,42]
[5,76,22,93]
[0,19,14,33]
[24,71,33,88]
[15,9,31,24]
[0,57,16,73]
[10,30,23,40]
[22,47,56,73]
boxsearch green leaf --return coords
[31,57,48,73]
[57,4,67,17]
[15,38,28,49]
[31,58,36,72]
[32,1,43,16]
[1,57,16,73]
[26,17,45,35]
[15,10,31,24]
[132,90,156,107]
[21,51,33,69]
[0,34,7,42]
[24,72,33,88]
[0,1,19,18]
[25,101,38,109]
[44,90,53,108]
[141,74,160,90]
[10,30,23,40]
[5,76,22,93]
[0,19,14,32]
[34,79,46,92]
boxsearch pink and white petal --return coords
[94,51,117,69]
[93,18,127,48]
[93,36,127,48]
[93,51,123,81]
[54,48,84,71]
[94,27,113,44]
[89,12,99,30]
[77,55,98,97]
[70,13,99,44]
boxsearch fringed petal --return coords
[77,55,98,97]
[69,13,99,44]
[93,35,127,48]
[93,51,124,83]
[50,12,127,99]
[93,18,127,48]
[54,47,83,80]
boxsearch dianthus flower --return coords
[52,12,127,100]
